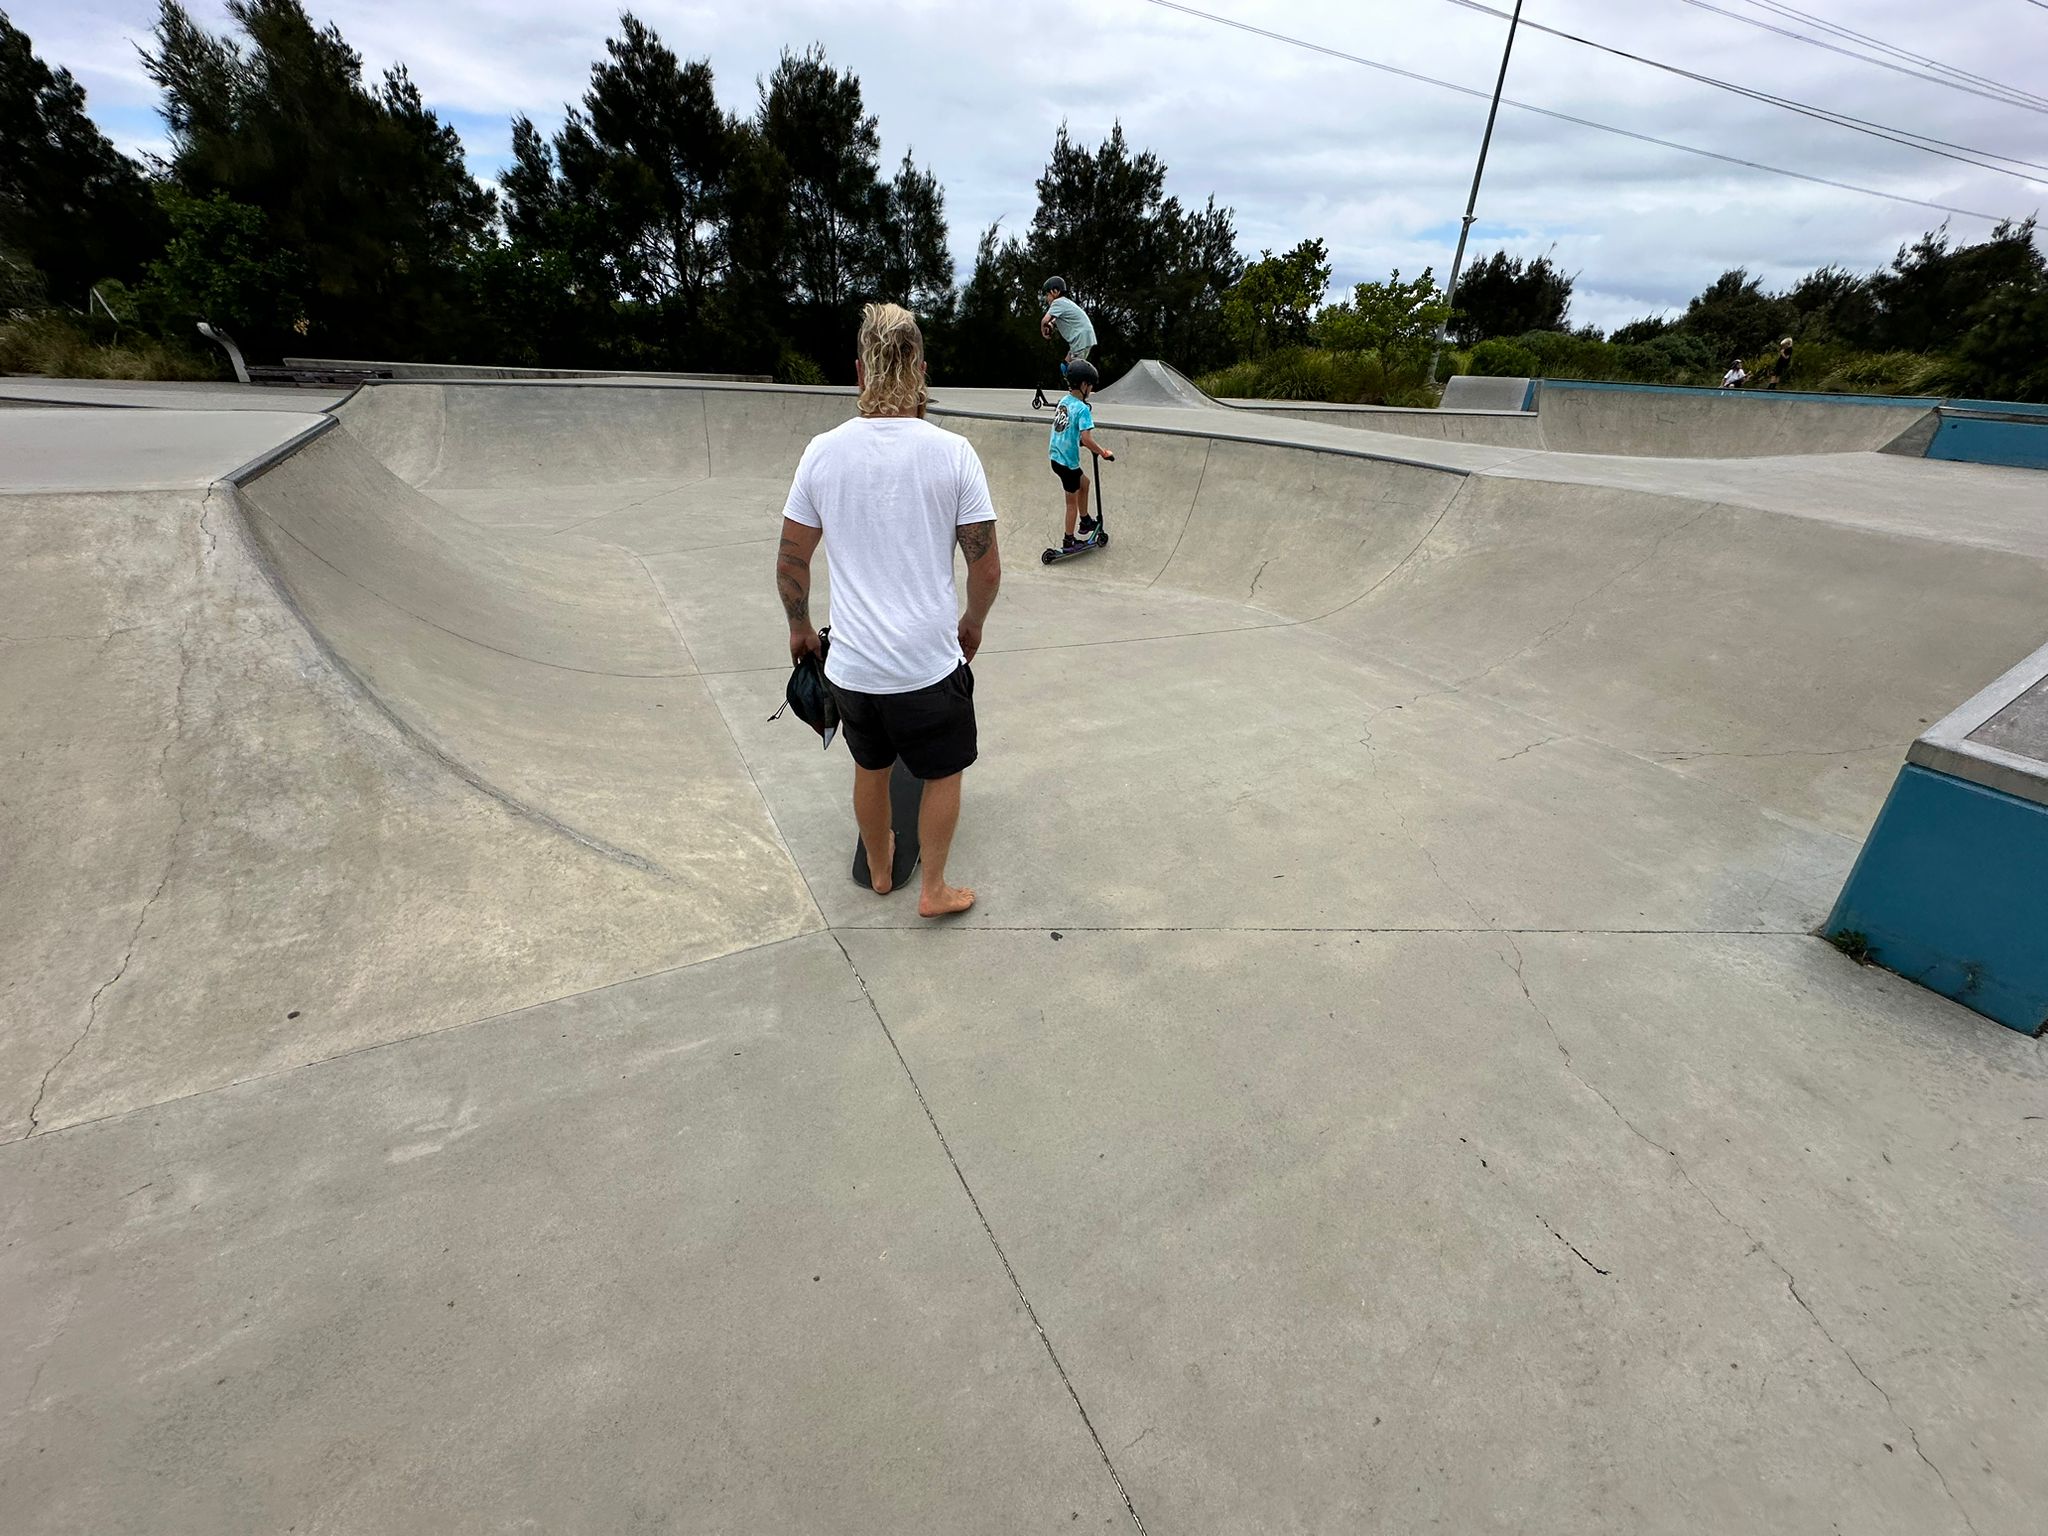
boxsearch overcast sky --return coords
[14,0,2048,329]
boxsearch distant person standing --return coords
[1765,337,1794,391]
[776,303,1000,917]
[1720,358,1748,389]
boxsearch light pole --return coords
[1427,0,1524,387]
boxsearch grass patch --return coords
[0,312,223,382]
[1825,928,1874,964]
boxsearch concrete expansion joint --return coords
[1498,935,1980,1535]
[829,935,1149,1535]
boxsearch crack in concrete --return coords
[1784,1276,1980,1534]
[1653,744,1892,762]
[23,542,199,1137]
[1359,706,1489,928]
[1537,1213,1612,1276]
[1458,504,1715,691]
[1497,735,1560,763]
[832,935,1148,1535]
[1143,439,1211,591]
[1499,935,1980,1535]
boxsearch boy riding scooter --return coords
[1048,360,1113,555]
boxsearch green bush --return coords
[775,347,827,386]
[1468,338,1538,377]
[1196,345,1437,406]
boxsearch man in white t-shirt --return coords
[777,303,1001,917]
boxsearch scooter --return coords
[1041,451,1111,565]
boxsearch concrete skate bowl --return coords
[1230,378,1941,458]
[21,373,2041,1138]
[17,375,2048,1532]
[276,379,2047,896]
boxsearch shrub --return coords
[1196,345,1435,405]
[1467,338,1538,377]
[776,347,827,386]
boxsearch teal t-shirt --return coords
[1049,394,1092,469]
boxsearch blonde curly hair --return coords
[856,302,927,418]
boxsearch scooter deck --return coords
[851,758,923,889]
[1041,529,1109,563]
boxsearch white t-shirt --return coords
[782,416,998,695]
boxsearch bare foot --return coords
[917,882,975,918]
[867,833,895,895]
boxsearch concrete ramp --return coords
[1093,358,1218,408]
[1440,374,1532,411]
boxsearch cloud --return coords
[15,0,2045,329]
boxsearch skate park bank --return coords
[4,370,2047,1532]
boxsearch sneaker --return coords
[1061,534,1085,551]
[1078,515,1098,536]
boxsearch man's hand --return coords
[790,622,822,664]
[957,614,983,663]
[1040,315,1054,339]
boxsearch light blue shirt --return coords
[1045,296,1096,352]
[1049,395,1092,469]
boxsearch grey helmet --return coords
[1064,359,1100,388]
[1041,275,1067,297]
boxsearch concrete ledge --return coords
[284,357,772,383]
[1925,409,2048,469]
[1827,764,2048,1034]
[1908,639,2048,810]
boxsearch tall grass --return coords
[0,312,223,382]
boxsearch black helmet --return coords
[1041,275,1066,296]
[1065,359,1100,388]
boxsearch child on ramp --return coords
[1034,276,1098,407]
[1048,360,1114,554]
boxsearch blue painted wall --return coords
[1828,764,2048,1035]
[1926,415,2048,470]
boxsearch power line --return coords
[1673,0,2048,114]
[1136,0,2012,222]
[1729,0,2048,111]
[1442,0,2048,182]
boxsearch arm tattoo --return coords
[776,534,811,624]
[957,521,995,565]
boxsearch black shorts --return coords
[829,664,978,780]
[1051,459,1084,493]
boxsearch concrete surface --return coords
[4,378,2046,1533]
[1975,677,2048,762]
[0,376,352,411]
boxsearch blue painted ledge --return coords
[1828,764,2048,1035]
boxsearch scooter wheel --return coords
[1041,548,1056,565]
[1097,530,1109,548]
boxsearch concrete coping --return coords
[1532,378,1943,409]
[1908,638,2048,810]
[285,358,772,383]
